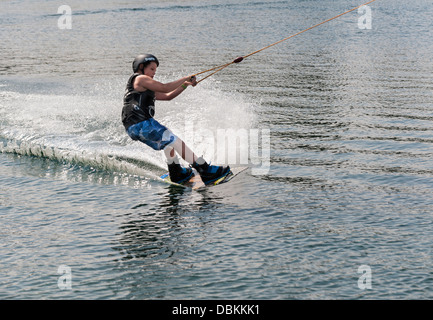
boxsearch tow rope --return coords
[194,0,378,84]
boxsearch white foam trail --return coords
[0,77,258,177]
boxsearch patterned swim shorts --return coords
[126,118,177,151]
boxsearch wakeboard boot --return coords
[192,157,231,184]
[167,162,193,184]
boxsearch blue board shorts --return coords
[127,118,177,151]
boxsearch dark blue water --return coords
[1,0,432,299]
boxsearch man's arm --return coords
[134,75,195,94]
[156,78,197,101]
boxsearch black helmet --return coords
[132,54,159,72]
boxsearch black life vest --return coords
[122,73,156,129]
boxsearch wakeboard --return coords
[160,167,248,190]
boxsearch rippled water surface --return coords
[1,0,432,299]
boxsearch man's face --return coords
[143,62,158,78]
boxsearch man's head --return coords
[132,54,159,73]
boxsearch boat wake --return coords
[0,76,256,186]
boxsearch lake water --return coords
[1,0,432,300]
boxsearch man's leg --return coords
[164,137,230,184]
[163,145,178,164]
[166,138,198,165]
[163,142,193,183]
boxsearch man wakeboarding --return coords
[121,54,230,184]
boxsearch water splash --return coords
[0,76,257,181]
